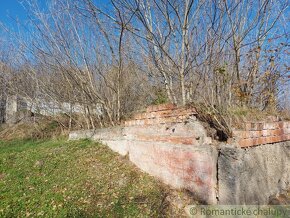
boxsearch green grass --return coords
[0,139,170,217]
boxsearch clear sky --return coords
[0,0,111,28]
[0,0,27,27]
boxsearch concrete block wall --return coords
[69,103,290,205]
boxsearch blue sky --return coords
[0,0,27,27]
[0,0,111,28]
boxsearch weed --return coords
[0,139,175,217]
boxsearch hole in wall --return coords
[217,130,228,141]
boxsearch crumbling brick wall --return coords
[71,103,218,204]
[69,103,290,205]
[232,120,290,147]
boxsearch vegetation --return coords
[0,0,289,129]
[0,1,288,215]
[0,117,197,217]
[0,138,186,217]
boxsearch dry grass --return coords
[188,102,290,141]
[0,118,67,141]
[0,120,198,217]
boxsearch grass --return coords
[0,138,175,217]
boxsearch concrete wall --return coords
[218,142,290,204]
[69,103,290,205]
[1,95,103,124]
[5,95,17,124]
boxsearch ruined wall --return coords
[69,103,290,205]
[70,104,218,204]
[5,95,17,124]
[1,95,103,124]
[218,142,290,204]
[232,120,290,147]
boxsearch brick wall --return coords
[70,103,217,204]
[123,104,213,145]
[124,103,197,127]
[233,120,290,147]
[124,103,290,148]
[69,103,290,204]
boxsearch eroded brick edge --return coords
[233,121,290,147]
[123,103,290,148]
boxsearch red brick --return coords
[281,134,287,141]
[264,137,273,144]
[146,118,157,125]
[284,134,290,141]
[153,107,198,119]
[263,122,279,130]
[278,121,284,129]
[252,138,259,146]
[250,130,263,138]
[271,136,282,143]
[153,109,178,118]
[135,119,145,125]
[262,129,271,137]
[232,130,239,137]
[264,136,282,144]
[143,119,149,125]
[175,107,197,116]
[187,107,197,113]
[155,110,171,118]
[284,127,290,134]
[162,117,172,124]
[177,115,187,121]
[256,137,267,145]
[232,130,248,138]
[162,116,184,124]
[125,120,135,126]
[158,103,177,111]
[144,112,154,119]
[133,113,143,120]
[146,103,176,112]
[270,129,284,136]
[239,138,254,147]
